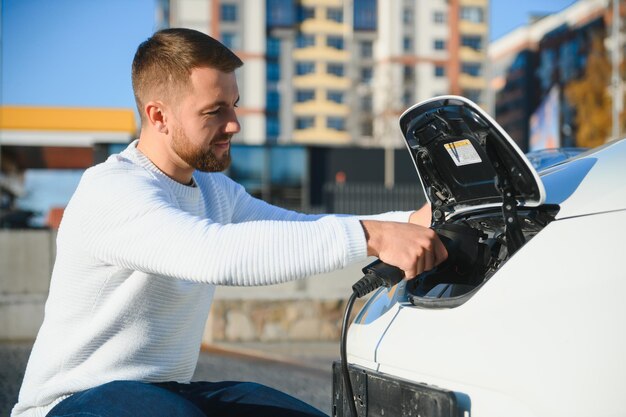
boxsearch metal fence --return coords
[323,183,427,215]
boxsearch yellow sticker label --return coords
[443,139,482,166]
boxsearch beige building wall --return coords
[292,0,351,144]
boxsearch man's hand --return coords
[409,203,432,227]
[361,219,447,279]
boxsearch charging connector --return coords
[340,259,405,417]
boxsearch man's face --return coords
[169,67,240,173]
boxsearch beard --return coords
[171,125,232,173]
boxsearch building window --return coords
[296,89,315,102]
[267,61,280,81]
[433,11,446,23]
[361,95,372,112]
[402,90,413,107]
[403,36,412,52]
[267,0,296,27]
[361,67,373,83]
[360,40,373,58]
[460,6,484,23]
[267,116,280,138]
[296,34,315,48]
[327,7,343,23]
[403,65,414,81]
[434,39,446,50]
[361,119,373,136]
[327,63,345,77]
[298,5,315,21]
[462,62,482,76]
[403,8,413,25]
[266,90,280,111]
[463,89,482,103]
[434,65,445,77]
[327,117,345,130]
[221,32,240,50]
[461,36,483,51]
[327,90,344,104]
[296,61,315,75]
[221,4,238,22]
[327,36,344,50]
[354,0,377,30]
[267,37,281,57]
[296,117,315,130]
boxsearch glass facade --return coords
[267,61,280,81]
[267,0,296,26]
[354,0,377,31]
[267,37,280,57]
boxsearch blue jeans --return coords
[46,380,328,417]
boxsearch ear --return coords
[144,101,169,134]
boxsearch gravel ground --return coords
[0,342,32,417]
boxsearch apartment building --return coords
[168,0,490,146]
[488,0,612,150]
[374,0,489,146]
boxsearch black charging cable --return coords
[340,259,405,417]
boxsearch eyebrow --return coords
[202,96,240,111]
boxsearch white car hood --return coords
[541,138,626,219]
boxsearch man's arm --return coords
[225,175,444,278]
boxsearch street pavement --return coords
[0,341,340,416]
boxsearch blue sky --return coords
[1,0,578,110]
[490,0,577,40]
[1,0,157,108]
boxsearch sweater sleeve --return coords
[67,166,367,286]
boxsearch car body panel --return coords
[349,210,626,416]
[540,138,626,218]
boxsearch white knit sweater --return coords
[12,141,411,417]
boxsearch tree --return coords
[565,33,616,147]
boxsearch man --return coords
[12,28,446,417]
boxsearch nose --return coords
[224,109,241,134]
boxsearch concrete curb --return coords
[201,342,339,374]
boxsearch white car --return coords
[332,96,626,417]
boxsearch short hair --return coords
[132,28,243,124]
